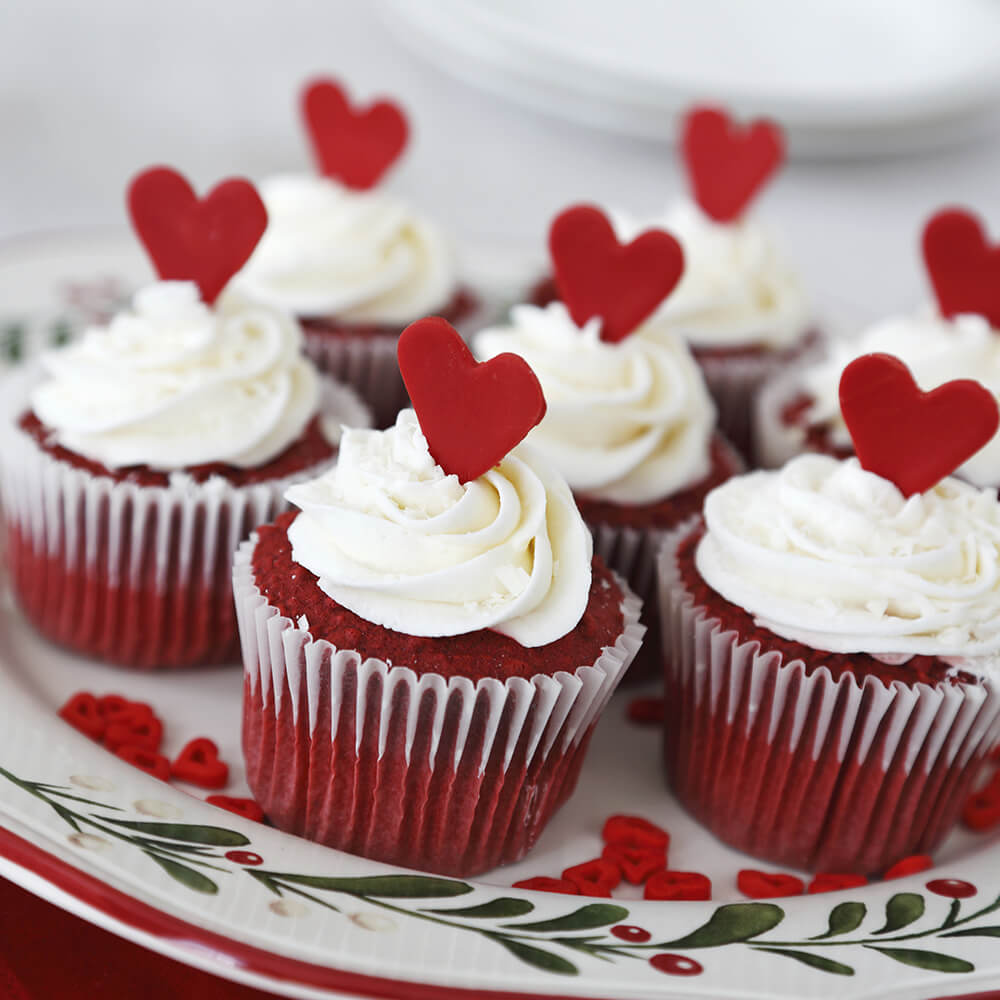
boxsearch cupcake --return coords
[533,106,812,458]
[233,78,476,428]
[475,205,742,681]
[758,207,1000,477]
[659,352,1000,873]
[236,317,643,875]
[0,167,370,670]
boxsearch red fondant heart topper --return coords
[398,317,546,483]
[128,167,267,305]
[922,208,1000,328]
[839,353,998,497]
[301,78,408,190]
[681,106,784,223]
[548,205,684,344]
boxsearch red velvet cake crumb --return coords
[250,511,626,681]
[676,523,971,687]
[779,391,854,459]
[575,434,741,531]
[18,411,336,487]
[300,287,478,341]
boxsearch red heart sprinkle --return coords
[602,814,670,851]
[57,692,106,742]
[511,877,580,895]
[883,855,934,879]
[206,795,265,823]
[601,843,667,885]
[922,208,1000,328]
[808,873,868,894]
[548,205,684,343]
[127,166,268,305]
[645,870,711,901]
[627,696,666,726]
[398,316,546,483]
[301,78,408,190]
[681,106,785,223]
[738,869,804,899]
[103,715,163,754]
[114,746,171,782]
[562,858,622,897]
[839,353,999,497]
[171,738,229,789]
[95,694,134,719]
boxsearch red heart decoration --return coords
[57,693,106,742]
[397,317,546,483]
[549,205,684,343]
[644,870,712,901]
[839,353,999,497]
[562,858,622,897]
[601,843,667,885]
[922,208,1000,327]
[128,167,268,305]
[681,106,785,223]
[601,814,671,851]
[205,795,266,823]
[301,78,408,190]
[171,737,229,790]
[737,869,804,899]
[807,873,868,894]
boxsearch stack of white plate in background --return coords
[380,0,1000,157]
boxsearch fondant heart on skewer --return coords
[301,78,408,190]
[839,352,999,496]
[128,167,267,305]
[548,205,684,344]
[681,106,784,223]
[397,316,546,483]
[922,208,1000,328]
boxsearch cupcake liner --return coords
[657,521,1000,873]
[0,369,368,670]
[302,329,407,430]
[694,334,817,464]
[234,536,644,876]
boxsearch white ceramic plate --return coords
[378,0,1000,157]
[2,230,1000,1000]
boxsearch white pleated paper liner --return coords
[0,368,370,670]
[234,535,644,877]
[657,519,1000,874]
[301,328,407,430]
[694,332,817,464]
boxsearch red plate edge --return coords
[0,822,619,1000]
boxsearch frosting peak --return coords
[30,281,320,471]
[614,198,808,349]
[474,303,716,504]
[233,174,457,323]
[285,409,593,647]
[696,454,1000,662]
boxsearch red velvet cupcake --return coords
[235,319,643,875]
[0,168,370,669]
[474,206,742,681]
[658,356,1000,872]
[232,79,477,428]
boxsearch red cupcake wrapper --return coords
[657,521,1000,873]
[301,329,407,430]
[233,535,643,876]
[0,373,368,670]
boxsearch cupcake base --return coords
[658,521,1000,874]
[0,371,369,670]
[235,532,643,876]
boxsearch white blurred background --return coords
[2,1,1000,329]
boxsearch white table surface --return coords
[1,2,999,331]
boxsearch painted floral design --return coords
[4,767,999,981]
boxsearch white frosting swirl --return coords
[31,282,320,470]
[613,198,808,350]
[801,310,1000,488]
[474,303,716,505]
[233,174,457,324]
[285,409,593,646]
[696,454,1000,662]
